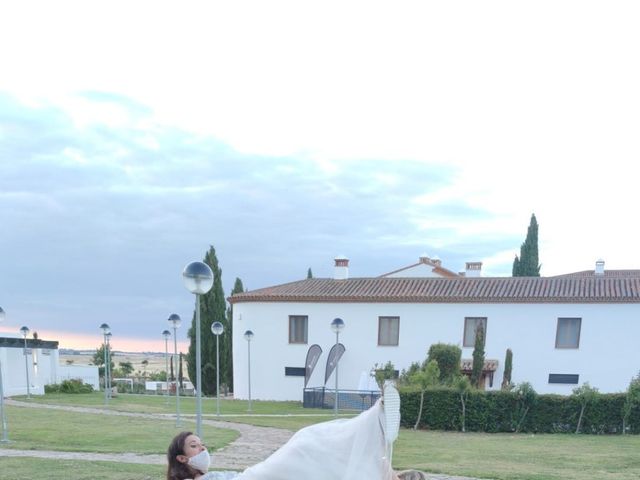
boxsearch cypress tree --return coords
[501,348,513,390]
[513,214,541,276]
[224,277,245,393]
[470,324,485,388]
[186,245,227,396]
[307,268,313,279]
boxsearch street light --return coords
[167,313,182,427]
[182,261,214,438]
[162,329,171,404]
[19,326,31,399]
[244,330,254,412]
[330,317,345,416]
[0,307,9,442]
[99,323,110,405]
[211,321,224,416]
[105,331,112,399]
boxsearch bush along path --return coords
[0,399,481,480]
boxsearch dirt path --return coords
[0,399,481,479]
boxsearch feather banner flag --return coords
[304,344,323,388]
[324,343,345,385]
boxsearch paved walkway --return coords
[0,399,481,480]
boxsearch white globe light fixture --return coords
[162,329,171,404]
[244,329,254,412]
[211,321,224,416]
[330,318,345,416]
[19,326,31,399]
[167,313,182,426]
[182,261,214,437]
[105,331,113,399]
[99,323,110,404]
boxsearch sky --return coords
[1,1,639,351]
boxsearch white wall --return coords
[232,301,640,401]
[0,346,60,396]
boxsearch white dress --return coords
[229,399,394,480]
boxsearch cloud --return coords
[1,93,505,346]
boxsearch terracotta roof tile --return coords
[229,276,640,304]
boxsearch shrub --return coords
[426,343,461,384]
[45,379,94,394]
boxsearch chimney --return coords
[334,256,349,280]
[431,255,442,267]
[595,259,605,276]
[419,253,430,264]
[465,261,482,277]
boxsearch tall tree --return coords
[307,268,313,279]
[512,214,541,276]
[470,324,486,388]
[501,348,513,390]
[186,245,227,396]
[224,277,245,393]
[92,343,114,380]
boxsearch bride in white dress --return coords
[166,385,402,480]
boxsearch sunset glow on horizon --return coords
[0,326,190,353]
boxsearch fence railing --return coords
[303,387,381,411]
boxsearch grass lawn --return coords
[1,404,238,454]
[4,394,640,480]
[0,457,166,480]
[394,429,640,480]
[18,392,334,416]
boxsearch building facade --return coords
[0,335,99,396]
[230,257,640,401]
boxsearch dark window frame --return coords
[555,317,582,349]
[463,317,487,348]
[377,316,400,346]
[548,373,580,384]
[288,315,308,344]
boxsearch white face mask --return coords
[187,449,211,473]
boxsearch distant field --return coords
[60,351,171,375]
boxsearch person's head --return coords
[167,431,210,480]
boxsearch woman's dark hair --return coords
[167,431,196,480]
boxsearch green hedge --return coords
[400,388,640,434]
[45,379,94,394]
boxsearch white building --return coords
[230,256,640,401]
[0,335,99,396]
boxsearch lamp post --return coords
[244,330,254,412]
[167,313,182,427]
[330,317,345,416]
[19,326,31,399]
[211,321,224,416]
[0,307,9,442]
[162,329,171,404]
[182,261,214,438]
[99,323,110,405]
[105,331,112,399]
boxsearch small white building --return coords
[230,256,640,401]
[0,335,99,396]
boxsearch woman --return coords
[166,395,404,480]
[167,431,237,480]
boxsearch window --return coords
[555,317,581,348]
[548,374,579,384]
[378,316,400,346]
[463,317,487,347]
[289,315,308,344]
